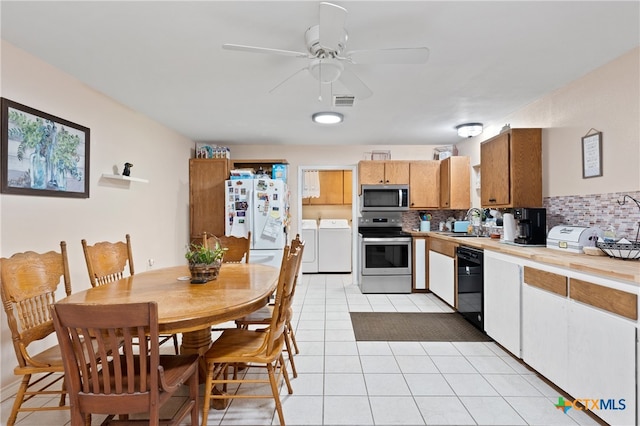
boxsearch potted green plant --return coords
[185,235,227,283]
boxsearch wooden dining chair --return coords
[234,234,304,377]
[201,243,302,426]
[82,234,179,354]
[210,232,251,263]
[0,242,72,426]
[51,301,199,426]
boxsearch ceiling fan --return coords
[222,2,430,100]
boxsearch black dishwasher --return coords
[456,246,484,331]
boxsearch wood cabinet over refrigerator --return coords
[480,128,542,208]
[189,158,230,241]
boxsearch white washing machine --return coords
[301,219,318,273]
[318,219,352,273]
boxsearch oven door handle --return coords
[362,237,412,243]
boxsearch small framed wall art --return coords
[581,130,602,179]
[1,98,90,198]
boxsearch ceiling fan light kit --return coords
[309,58,344,83]
[312,111,344,124]
[456,123,483,138]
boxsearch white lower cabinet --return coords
[522,283,569,391]
[566,301,636,426]
[483,251,522,357]
[428,250,455,307]
[521,264,637,426]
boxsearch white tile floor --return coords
[1,273,602,425]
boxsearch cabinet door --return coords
[384,161,410,184]
[481,133,510,206]
[439,158,451,208]
[309,170,344,205]
[409,161,439,209]
[441,156,470,210]
[483,253,522,356]
[428,250,455,307]
[343,170,353,204]
[189,159,229,238]
[358,161,386,185]
[566,301,636,426]
[522,283,569,390]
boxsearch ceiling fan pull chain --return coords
[318,59,323,101]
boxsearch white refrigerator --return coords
[225,178,288,268]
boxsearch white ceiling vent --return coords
[333,95,355,107]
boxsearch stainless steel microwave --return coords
[361,184,410,211]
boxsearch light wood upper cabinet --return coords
[189,158,230,239]
[409,161,440,209]
[440,156,470,209]
[481,129,542,208]
[303,170,352,205]
[358,161,410,189]
[343,170,353,204]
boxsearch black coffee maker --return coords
[513,208,547,245]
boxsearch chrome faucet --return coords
[465,208,483,222]
[465,208,485,236]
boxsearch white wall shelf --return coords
[101,173,149,183]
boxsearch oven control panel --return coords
[358,212,403,227]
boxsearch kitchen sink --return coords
[433,232,484,238]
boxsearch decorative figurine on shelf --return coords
[122,162,133,176]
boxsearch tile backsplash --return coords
[544,191,640,240]
[402,191,640,240]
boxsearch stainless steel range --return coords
[358,212,412,293]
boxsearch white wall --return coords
[457,47,640,205]
[0,41,193,389]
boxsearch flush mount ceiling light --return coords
[312,112,344,124]
[456,123,483,138]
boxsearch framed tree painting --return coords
[1,98,90,198]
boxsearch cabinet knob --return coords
[489,198,496,203]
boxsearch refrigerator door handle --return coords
[248,189,255,246]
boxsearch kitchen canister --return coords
[420,221,431,232]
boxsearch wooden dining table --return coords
[57,263,280,356]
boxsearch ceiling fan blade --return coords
[319,2,348,51]
[268,67,309,94]
[346,47,430,64]
[222,43,308,58]
[338,67,372,100]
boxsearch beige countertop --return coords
[409,231,640,285]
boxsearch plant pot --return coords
[189,260,222,283]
